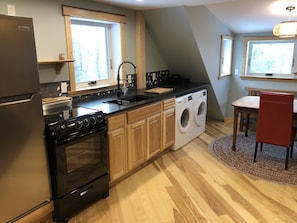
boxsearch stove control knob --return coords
[83,118,89,127]
[58,124,66,133]
[75,120,83,129]
[90,116,96,125]
[96,113,104,123]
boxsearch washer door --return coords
[178,107,192,133]
[193,101,207,127]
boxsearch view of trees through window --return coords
[246,39,295,75]
[71,19,110,84]
[63,6,125,91]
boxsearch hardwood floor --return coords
[44,120,297,223]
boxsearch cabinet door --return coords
[108,127,127,182]
[163,108,175,150]
[147,113,162,158]
[127,120,146,171]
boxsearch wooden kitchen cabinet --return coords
[108,113,127,183]
[108,99,174,185]
[162,98,175,150]
[127,102,162,170]
[147,113,162,158]
[127,119,146,170]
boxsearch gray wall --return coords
[186,6,233,120]
[2,1,293,120]
[0,0,166,83]
[227,32,297,117]
[144,6,233,120]
[144,6,297,120]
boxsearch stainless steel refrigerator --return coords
[0,15,51,222]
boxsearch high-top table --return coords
[231,96,297,151]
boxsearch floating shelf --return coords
[38,59,74,74]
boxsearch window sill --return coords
[240,75,297,82]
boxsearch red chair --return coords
[253,91,296,170]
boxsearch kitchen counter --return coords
[73,82,208,116]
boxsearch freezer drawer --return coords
[0,93,51,222]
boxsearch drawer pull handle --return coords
[79,186,93,196]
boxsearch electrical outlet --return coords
[128,75,132,83]
[7,4,16,16]
[61,82,68,93]
[152,73,156,81]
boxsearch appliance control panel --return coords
[46,111,106,139]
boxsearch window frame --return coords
[62,6,126,92]
[219,35,233,79]
[70,18,112,89]
[242,36,297,79]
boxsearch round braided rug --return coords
[209,134,297,186]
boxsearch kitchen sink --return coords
[104,95,152,106]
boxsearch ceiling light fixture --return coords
[273,6,297,38]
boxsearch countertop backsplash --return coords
[40,69,170,99]
[146,70,170,89]
[40,81,70,98]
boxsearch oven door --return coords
[52,129,109,198]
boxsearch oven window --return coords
[65,136,101,173]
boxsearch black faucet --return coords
[117,61,136,98]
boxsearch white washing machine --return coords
[172,93,194,151]
[191,89,207,140]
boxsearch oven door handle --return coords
[79,186,94,197]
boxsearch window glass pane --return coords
[249,41,294,74]
[221,38,232,75]
[71,20,109,83]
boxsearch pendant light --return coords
[273,6,297,38]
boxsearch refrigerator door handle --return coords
[0,94,34,107]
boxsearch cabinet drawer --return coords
[127,102,161,124]
[163,97,175,111]
[108,113,126,131]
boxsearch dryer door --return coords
[193,101,207,127]
[178,107,192,133]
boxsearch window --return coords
[71,18,111,89]
[219,35,233,79]
[243,37,297,77]
[62,6,126,91]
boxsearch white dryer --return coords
[191,89,207,140]
[172,93,194,151]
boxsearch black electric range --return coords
[43,104,109,223]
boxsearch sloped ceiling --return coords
[143,6,232,120]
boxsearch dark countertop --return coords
[73,82,208,116]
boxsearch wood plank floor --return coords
[43,120,297,223]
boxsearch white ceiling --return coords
[95,0,297,33]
